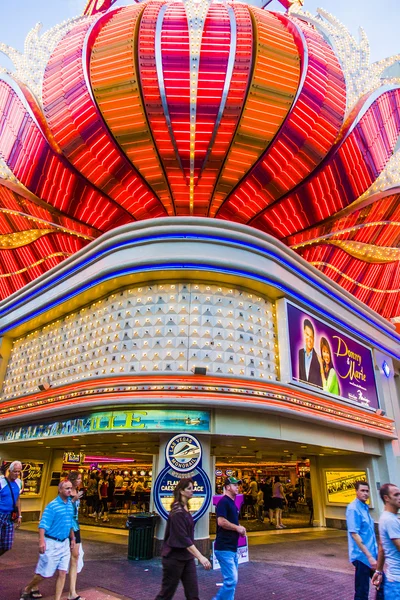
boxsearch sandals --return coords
[68,596,86,600]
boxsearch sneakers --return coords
[88,512,97,517]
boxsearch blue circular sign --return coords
[166,433,202,472]
[153,466,212,523]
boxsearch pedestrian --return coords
[272,476,286,529]
[85,472,97,517]
[0,461,23,556]
[372,482,400,597]
[20,480,76,600]
[260,477,274,525]
[155,477,211,600]
[67,471,85,600]
[256,487,264,522]
[345,480,383,600]
[212,476,246,600]
[98,470,109,522]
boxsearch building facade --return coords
[0,0,399,549]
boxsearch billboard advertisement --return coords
[287,302,379,410]
[0,410,210,443]
[325,470,369,504]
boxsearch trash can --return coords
[126,513,159,560]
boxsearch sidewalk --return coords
[0,526,378,600]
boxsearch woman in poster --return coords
[320,337,340,396]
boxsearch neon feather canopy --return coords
[0,0,399,318]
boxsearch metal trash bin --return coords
[126,513,158,560]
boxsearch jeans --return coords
[213,550,239,600]
[352,560,384,600]
[385,580,400,599]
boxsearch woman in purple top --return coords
[155,478,211,600]
[272,476,287,530]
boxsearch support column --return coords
[153,433,211,556]
[309,456,324,527]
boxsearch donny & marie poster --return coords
[287,302,379,410]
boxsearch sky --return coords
[0,0,398,70]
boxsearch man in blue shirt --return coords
[212,477,246,600]
[20,479,75,600]
[346,480,383,600]
[0,461,23,556]
[372,483,400,597]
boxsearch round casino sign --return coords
[154,434,211,522]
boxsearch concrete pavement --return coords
[0,526,379,600]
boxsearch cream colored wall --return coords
[213,409,380,454]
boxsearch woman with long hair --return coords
[272,476,286,530]
[155,478,211,600]
[67,470,85,600]
[320,337,340,395]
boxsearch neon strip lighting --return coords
[0,231,398,358]
[83,456,135,463]
[200,4,237,176]
[310,262,400,292]
[155,4,185,176]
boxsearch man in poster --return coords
[298,319,322,389]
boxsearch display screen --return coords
[325,470,369,504]
[1,461,44,496]
[287,302,379,410]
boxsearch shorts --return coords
[35,538,71,577]
[75,529,81,544]
[0,512,14,552]
[271,497,284,510]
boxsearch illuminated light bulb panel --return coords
[1,283,278,400]
[0,0,398,318]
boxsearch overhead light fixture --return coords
[193,366,207,376]
[38,381,51,391]
[382,361,390,378]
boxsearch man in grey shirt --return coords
[372,483,400,598]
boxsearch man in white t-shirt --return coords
[372,483,400,598]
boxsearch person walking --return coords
[372,482,400,597]
[272,476,286,529]
[346,480,383,600]
[67,471,85,600]
[98,470,109,522]
[85,472,98,517]
[260,477,274,525]
[0,461,23,557]
[212,476,246,600]
[20,479,75,600]
[155,477,211,600]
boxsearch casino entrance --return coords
[211,435,354,533]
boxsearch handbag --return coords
[5,478,19,522]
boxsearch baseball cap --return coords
[224,476,241,486]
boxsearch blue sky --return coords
[0,0,398,70]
